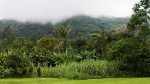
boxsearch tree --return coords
[127,0,150,55]
[53,24,72,51]
[107,0,150,76]
[72,35,87,51]
[3,25,14,53]
[3,25,14,43]
[89,30,113,55]
[106,37,150,76]
[7,54,33,77]
[12,37,34,53]
[36,35,58,52]
[127,0,150,36]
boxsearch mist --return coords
[0,0,139,23]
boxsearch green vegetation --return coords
[0,16,129,39]
[42,60,119,79]
[0,0,150,80]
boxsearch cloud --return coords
[0,0,140,23]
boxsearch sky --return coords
[0,0,140,23]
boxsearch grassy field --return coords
[0,78,150,84]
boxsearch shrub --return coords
[0,66,12,78]
[106,38,150,76]
[53,49,76,65]
[0,66,5,78]
[42,64,67,78]
[42,60,119,79]
[0,53,12,78]
[6,54,34,77]
[106,38,140,61]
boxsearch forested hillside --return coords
[0,15,129,39]
[1,0,150,79]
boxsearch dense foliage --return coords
[42,60,119,79]
[0,16,129,39]
[0,0,150,79]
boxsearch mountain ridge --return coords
[0,15,130,39]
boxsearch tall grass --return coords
[42,60,119,79]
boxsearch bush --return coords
[0,66,12,78]
[0,53,12,78]
[0,66,5,78]
[106,38,140,60]
[42,64,67,78]
[42,60,119,79]
[8,54,33,77]
[77,50,97,61]
[0,51,37,78]
[106,38,150,76]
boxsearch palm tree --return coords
[53,24,71,51]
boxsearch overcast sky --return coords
[0,0,140,23]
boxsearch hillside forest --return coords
[0,0,150,79]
